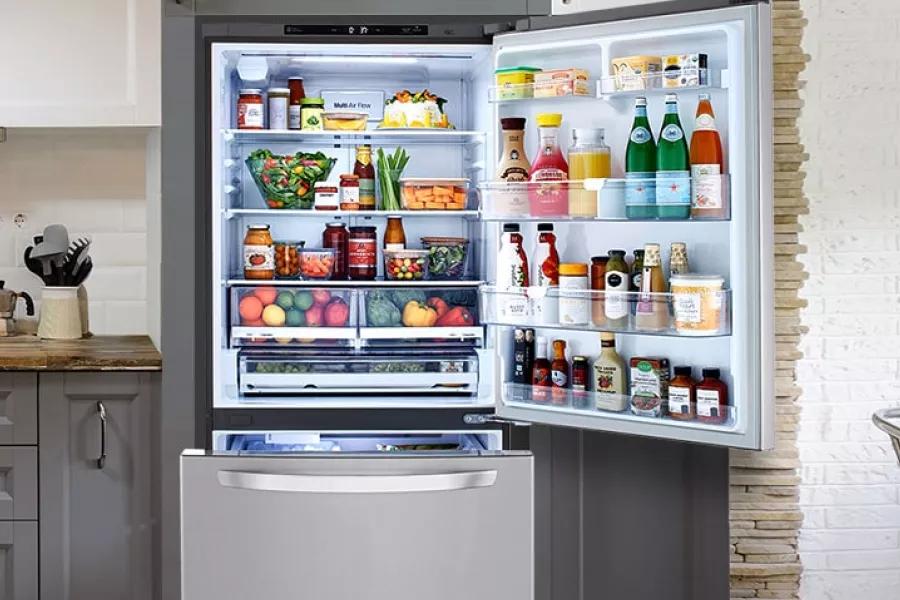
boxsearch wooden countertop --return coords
[0,335,162,371]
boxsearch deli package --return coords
[662,54,708,88]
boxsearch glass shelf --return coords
[227,278,483,288]
[502,383,736,430]
[481,285,731,338]
[222,128,486,146]
[476,177,730,221]
[224,208,481,220]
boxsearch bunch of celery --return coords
[376,147,410,211]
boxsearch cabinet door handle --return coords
[96,401,107,469]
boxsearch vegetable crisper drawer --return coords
[231,286,356,347]
[359,287,483,343]
[239,351,479,395]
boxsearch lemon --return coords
[262,304,286,327]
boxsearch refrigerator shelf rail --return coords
[598,68,724,98]
[481,285,732,339]
[226,278,484,288]
[223,208,482,220]
[222,128,487,146]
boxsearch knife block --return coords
[38,287,82,339]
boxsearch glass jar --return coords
[339,174,361,210]
[569,128,611,217]
[243,224,274,279]
[558,262,589,326]
[668,365,697,421]
[314,182,339,210]
[288,77,306,130]
[590,255,608,327]
[237,89,264,130]
[323,222,349,280]
[347,226,377,280]
[697,368,729,425]
[300,97,325,131]
[267,88,289,130]
[383,216,406,251]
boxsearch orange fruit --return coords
[238,295,264,321]
[253,286,278,305]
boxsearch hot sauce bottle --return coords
[696,368,729,424]
[668,365,697,421]
[550,339,569,405]
[531,336,552,403]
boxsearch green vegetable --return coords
[388,289,426,309]
[246,149,337,209]
[440,289,478,307]
[376,147,410,211]
[366,296,403,327]
[425,241,468,279]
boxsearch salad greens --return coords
[423,238,469,279]
[246,149,336,209]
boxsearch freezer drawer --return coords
[181,452,533,600]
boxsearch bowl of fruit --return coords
[384,249,429,281]
[299,248,336,280]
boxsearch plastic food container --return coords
[383,249,430,281]
[534,68,590,97]
[495,66,541,100]
[421,237,469,280]
[274,240,303,278]
[298,248,336,279]
[670,274,725,335]
[323,112,368,131]
[400,178,469,210]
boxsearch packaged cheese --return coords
[533,68,590,98]
[611,56,662,91]
[662,54,708,88]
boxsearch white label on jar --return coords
[691,165,723,209]
[604,271,629,320]
[238,102,264,129]
[697,388,722,418]
[268,97,288,130]
[674,292,702,324]
[341,185,360,207]
[315,190,339,209]
[243,244,274,271]
[558,277,589,325]
[669,386,692,415]
[288,105,302,130]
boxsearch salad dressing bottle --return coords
[532,223,559,324]
[634,243,669,331]
[497,223,530,322]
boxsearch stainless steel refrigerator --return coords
[170,1,772,598]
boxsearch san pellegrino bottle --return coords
[656,93,691,219]
[625,97,656,219]
[690,93,727,218]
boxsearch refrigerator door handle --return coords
[216,469,498,494]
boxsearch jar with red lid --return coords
[347,226,377,280]
[339,174,361,210]
[237,89,264,130]
[323,222,349,280]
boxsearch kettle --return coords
[0,281,35,337]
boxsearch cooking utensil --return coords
[63,238,91,286]
[32,225,69,277]
[72,257,93,287]
[23,247,49,284]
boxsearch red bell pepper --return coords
[426,296,449,318]
[435,306,474,327]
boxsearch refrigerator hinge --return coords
[464,413,531,427]
[482,20,524,36]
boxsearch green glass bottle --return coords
[656,93,691,219]
[625,97,657,219]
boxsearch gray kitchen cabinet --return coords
[39,372,157,600]
[0,374,38,445]
[0,521,39,600]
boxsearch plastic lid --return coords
[268,87,290,94]
[572,356,588,362]
[664,93,679,103]
[495,66,542,73]
[634,96,648,106]
[702,368,721,379]
[633,249,645,256]
[326,221,347,227]
[536,113,563,127]
[609,249,626,257]
[591,255,609,263]
[572,128,606,146]
[349,226,376,232]
[247,224,270,229]
[537,223,554,232]
[670,274,725,286]
[500,117,526,130]
[301,97,325,105]
[559,263,588,276]
[599,332,615,342]
[288,76,304,81]
[503,223,520,233]
[673,365,693,377]
[239,89,263,95]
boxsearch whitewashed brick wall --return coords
[798,0,900,597]
[0,129,153,335]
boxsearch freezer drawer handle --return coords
[216,469,498,494]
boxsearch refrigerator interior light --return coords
[291,55,419,65]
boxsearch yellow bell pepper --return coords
[402,301,438,327]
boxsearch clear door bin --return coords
[359,287,483,342]
[230,286,356,347]
[481,285,731,338]
[239,351,479,395]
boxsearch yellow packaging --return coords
[495,66,542,100]
[610,56,662,91]
[533,68,590,98]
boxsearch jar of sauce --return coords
[287,77,306,130]
[668,365,696,421]
[237,89,264,130]
[571,356,589,409]
[301,97,325,131]
[339,174,361,210]
[268,88,289,130]
[243,224,274,279]
[314,182,339,211]
[347,226,377,280]
[323,222,349,280]
[697,368,729,425]
[590,255,608,327]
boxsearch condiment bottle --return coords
[604,250,630,329]
[550,339,569,405]
[629,248,644,316]
[347,225,377,280]
[497,223,530,322]
[696,368,729,424]
[592,333,627,411]
[634,243,669,331]
[300,97,325,131]
[268,88,289,130]
[568,128,611,217]
[237,89,264,130]
[668,365,696,421]
[322,222,348,280]
[690,93,727,219]
[288,77,306,130]
[243,224,274,280]
[529,112,569,216]
[571,356,590,409]
[531,336,552,403]
[383,216,406,251]
[590,255,608,327]
[532,223,559,324]
[354,145,376,210]
[496,117,531,217]
[669,242,689,280]
[339,174,361,210]
[558,263,589,326]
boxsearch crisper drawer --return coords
[230,285,356,347]
[359,287,483,343]
[214,431,503,453]
[181,451,533,600]
[239,350,479,395]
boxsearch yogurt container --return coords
[670,274,726,335]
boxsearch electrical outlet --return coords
[13,213,26,228]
